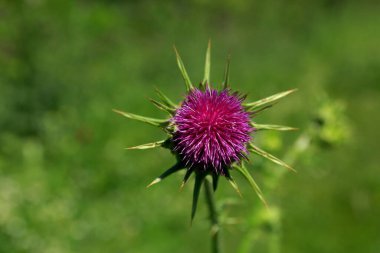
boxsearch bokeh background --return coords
[0,0,379,252]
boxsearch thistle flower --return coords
[173,88,252,175]
[114,42,296,220]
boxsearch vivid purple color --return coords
[173,88,252,174]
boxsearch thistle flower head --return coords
[173,88,252,174]
[114,42,296,221]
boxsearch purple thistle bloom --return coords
[114,43,296,216]
[173,88,252,175]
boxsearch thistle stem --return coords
[204,178,221,253]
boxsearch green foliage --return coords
[0,1,379,253]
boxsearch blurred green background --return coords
[0,0,379,252]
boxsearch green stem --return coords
[204,178,221,253]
